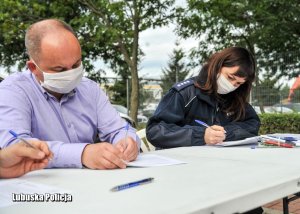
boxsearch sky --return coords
[96,23,199,79]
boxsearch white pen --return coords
[260,135,286,143]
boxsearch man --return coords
[0,19,140,169]
[0,141,53,178]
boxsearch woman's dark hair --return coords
[195,47,256,121]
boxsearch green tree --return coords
[0,0,175,123]
[175,0,300,77]
[175,0,300,109]
[160,43,189,94]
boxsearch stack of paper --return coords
[215,136,260,147]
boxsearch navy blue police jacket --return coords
[146,78,260,148]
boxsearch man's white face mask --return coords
[217,73,238,94]
[33,61,84,94]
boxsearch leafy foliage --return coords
[175,0,300,78]
[259,113,300,134]
[0,0,175,122]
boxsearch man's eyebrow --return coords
[49,59,82,70]
[74,58,81,64]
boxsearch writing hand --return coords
[115,137,139,162]
[204,125,226,145]
[81,143,126,170]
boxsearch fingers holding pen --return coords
[210,125,226,133]
[204,125,226,145]
[115,137,139,162]
[82,143,127,170]
[30,140,54,161]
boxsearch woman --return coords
[146,47,260,148]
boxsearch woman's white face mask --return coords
[33,62,84,94]
[217,73,238,94]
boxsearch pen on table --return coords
[282,136,298,142]
[110,177,154,192]
[9,130,37,149]
[263,135,296,146]
[263,140,294,148]
[260,135,294,145]
[195,119,227,133]
[9,130,53,160]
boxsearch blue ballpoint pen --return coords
[110,177,154,192]
[195,119,227,133]
[9,130,53,160]
[124,122,130,146]
[9,130,36,149]
[195,119,210,129]
[121,122,130,161]
[119,122,130,153]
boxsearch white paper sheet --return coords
[215,136,260,147]
[126,154,186,167]
[0,179,70,208]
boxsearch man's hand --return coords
[115,137,139,162]
[204,125,226,145]
[0,140,53,178]
[81,143,127,170]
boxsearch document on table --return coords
[215,136,260,147]
[0,179,70,208]
[126,154,186,167]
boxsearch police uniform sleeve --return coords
[223,104,261,141]
[146,89,206,148]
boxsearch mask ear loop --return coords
[31,60,43,72]
[29,60,45,84]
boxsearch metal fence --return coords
[102,76,300,120]
[101,51,300,118]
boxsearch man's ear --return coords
[27,60,43,82]
[27,60,37,73]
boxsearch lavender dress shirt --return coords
[0,70,140,168]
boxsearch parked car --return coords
[252,105,294,114]
[111,104,135,127]
[264,106,294,113]
[137,115,148,124]
[273,103,300,113]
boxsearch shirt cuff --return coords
[47,143,88,168]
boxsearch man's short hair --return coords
[25,19,76,61]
